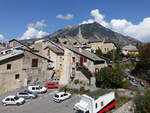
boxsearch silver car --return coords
[16,90,37,99]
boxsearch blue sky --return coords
[0,0,150,42]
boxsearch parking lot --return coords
[0,89,80,113]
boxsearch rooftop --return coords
[64,45,105,62]
[87,89,112,99]
[46,45,64,54]
[0,50,24,62]
[122,44,138,51]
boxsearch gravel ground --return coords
[113,101,134,113]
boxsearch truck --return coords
[73,90,116,113]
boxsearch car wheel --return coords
[58,100,61,103]
[3,103,7,106]
[16,103,20,106]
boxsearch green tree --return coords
[95,67,130,88]
[138,43,150,64]
[134,90,150,113]
[95,48,103,57]
[104,46,123,62]
[132,43,150,83]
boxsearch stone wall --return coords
[0,55,25,94]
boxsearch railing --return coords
[76,62,94,79]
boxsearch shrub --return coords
[134,90,150,113]
[122,80,131,89]
[74,79,79,84]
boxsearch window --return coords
[32,59,38,67]
[36,87,39,90]
[85,111,89,113]
[63,41,67,44]
[15,74,20,80]
[95,103,97,108]
[101,101,104,106]
[11,98,14,101]
[72,57,76,62]
[83,57,87,62]
[5,98,10,101]
[64,94,68,96]
[47,50,50,56]
[7,64,11,70]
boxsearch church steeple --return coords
[78,26,83,38]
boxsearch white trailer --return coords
[74,91,116,113]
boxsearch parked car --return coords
[51,77,59,83]
[53,92,71,103]
[16,91,37,99]
[44,82,59,88]
[28,85,47,94]
[2,95,25,106]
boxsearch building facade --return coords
[90,41,116,54]
[0,40,53,94]
[122,44,138,56]
[59,45,107,86]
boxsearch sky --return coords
[0,0,150,42]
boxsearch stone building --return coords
[0,40,53,94]
[122,44,138,56]
[32,39,64,77]
[59,44,107,86]
[90,40,116,54]
[44,41,64,77]
[31,39,107,86]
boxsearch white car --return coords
[2,95,25,106]
[28,85,47,94]
[53,92,71,103]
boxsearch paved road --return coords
[0,89,80,113]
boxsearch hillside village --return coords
[0,27,117,93]
[0,25,149,113]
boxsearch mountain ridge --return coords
[21,22,141,46]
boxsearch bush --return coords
[122,80,131,89]
[59,86,89,94]
[134,90,150,113]
[74,79,79,84]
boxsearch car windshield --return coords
[27,91,32,94]
[14,96,19,100]
[48,83,54,85]
[39,86,43,89]
[54,94,59,98]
